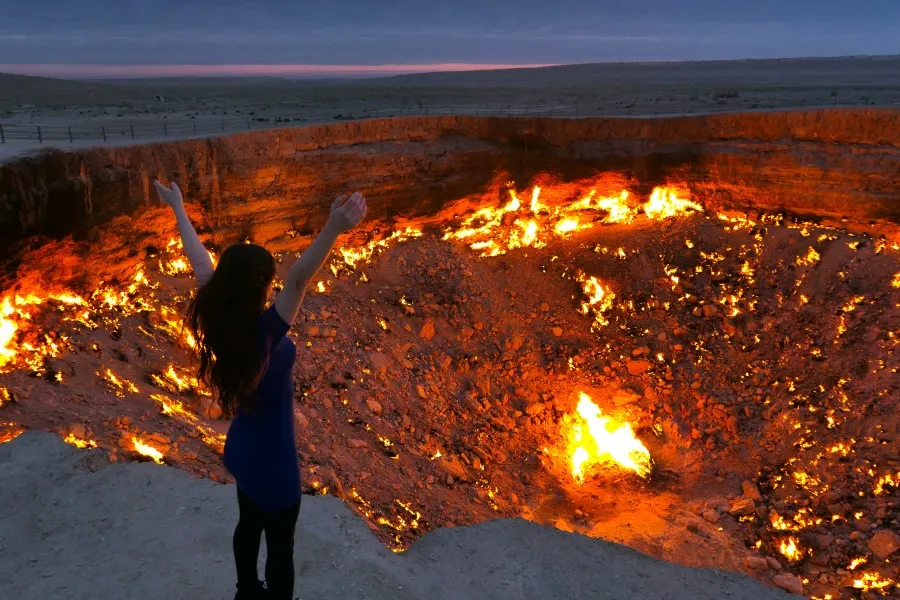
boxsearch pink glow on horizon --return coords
[0,63,557,79]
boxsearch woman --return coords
[154,180,367,600]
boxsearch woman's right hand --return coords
[153,180,185,211]
[327,192,367,233]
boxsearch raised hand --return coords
[327,192,367,233]
[153,180,185,210]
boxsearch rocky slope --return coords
[0,431,798,600]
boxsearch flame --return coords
[778,537,805,562]
[643,187,703,220]
[848,557,868,571]
[874,471,899,495]
[0,422,24,444]
[63,433,97,449]
[444,184,701,257]
[577,274,616,328]
[131,437,164,463]
[853,573,895,592]
[568,392,652,482]
[332,227,423,274]
[893,272,900,288]
[796,247,821,267]
[100,369,139,397]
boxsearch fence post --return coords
[0,123,4,143]
[163,123,168,137]
[193,121,198,134]
[102,126,107,142]
[37,126,42,144]
[475,107,478,116]
[130,125,135,139]
[68,126,73,143]
[221,119,225,132]
[245,117,250,130]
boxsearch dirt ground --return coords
[0,174,897,598]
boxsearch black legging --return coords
[233,486,301,600]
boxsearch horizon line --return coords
[0,63,559,79]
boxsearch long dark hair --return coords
[186,244,275,417]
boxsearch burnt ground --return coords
[0,181,898,599]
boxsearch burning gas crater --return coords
[1,176,899,599]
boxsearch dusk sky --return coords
[2,0,899,77]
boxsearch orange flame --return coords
[568,392,652,482]
[132,437,164,463]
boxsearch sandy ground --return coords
[0,431,798,600]
[2,56,900,157]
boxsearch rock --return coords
[611,389,641,406]
[809,534,834,551]
[729,498,756,517]
[772,573,804,595]
[552,326,563,337]
[744,556,769,571]
[365,399,382,415]
[416,385,427,399]
[419,320,435,340]
[70,424,87,439]
[438,455,469,482]
[766,557,782,571]
[304,324,320,337]
[295,411,310,428]
[702,304,719,318]
[626,359,651,376]
[702,509,720,523]
[368,351,391,373]
[524,402,545,416]
[742,480,763,502]
[348,439,367,449]
[509,334,524,351]
[867,529,900,559]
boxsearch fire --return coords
[444,183,702,257]
[568,392,652,482]
[853,573,895,592]
[131,437,164,463]
[100,369,139,397]
[874,471,899,495]
[332,227,423,274]
[0,422,24,444]
[643,187,703,220]
[577,274,616,328]
[778,537,805,562]
[63,433,97,449]
[893,272,900,288]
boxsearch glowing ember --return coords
[568,392,652,482]
[63,433,97,449]
[132,437,164,463]
[893,272,900,288]
[643,187,703,220]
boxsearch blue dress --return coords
[223,305,300,511]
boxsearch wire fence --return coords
[2,97,899,145]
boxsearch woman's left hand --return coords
[153,180,185,211]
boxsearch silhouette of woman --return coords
[154,180,367,600]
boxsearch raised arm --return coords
[274,192,367,325]
[153,180,215,287]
